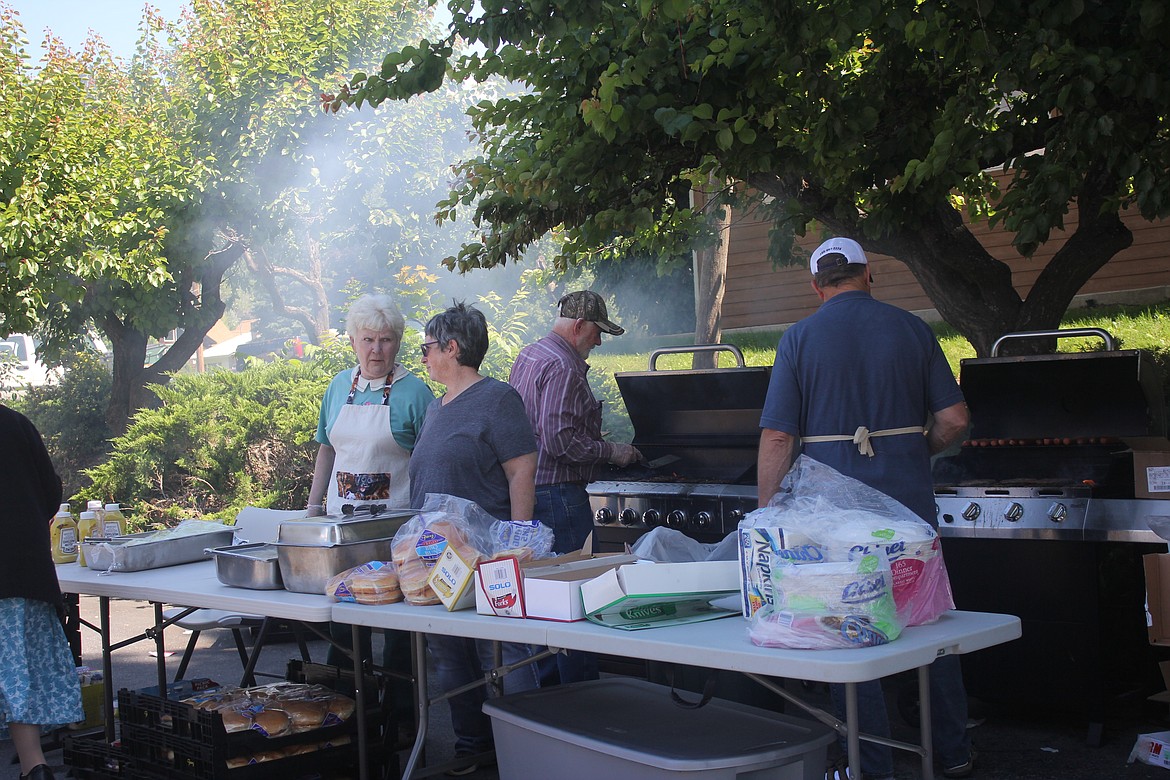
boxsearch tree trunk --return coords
[101,241,244,433]
[692,181,730,369]
[245,230,331,343]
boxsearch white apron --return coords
[326,365,412,515]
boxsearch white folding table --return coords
[56,560,335,741]
[333,602,1020,780]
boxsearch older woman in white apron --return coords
[305,293,433,746]
[307,294,433,516]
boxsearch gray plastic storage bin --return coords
[483,678,835,780]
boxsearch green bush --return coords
[82,348,345,529]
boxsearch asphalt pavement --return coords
[4,594,1170,779]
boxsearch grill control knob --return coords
[694,511,713,529]
[1003,502,1024,522]
[642,509,661,527]
[619,508,640,526]
[961,502,981,521]
[667,509,688,528]
[594,507,614,524]
[1047,502,1068,523]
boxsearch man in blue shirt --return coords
[757,237,974,780]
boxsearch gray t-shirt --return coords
[408,377,537,521]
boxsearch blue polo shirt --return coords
[760,290,964,523]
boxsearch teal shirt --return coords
[315,365,434,452]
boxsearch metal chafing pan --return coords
[209,543,283,590]
[275,508,415,594]
[82,527,235,572]
[276,508,415,545]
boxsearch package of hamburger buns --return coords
[325,561,402,605]
[391,494,502,605]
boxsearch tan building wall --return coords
[723,187,1170,331]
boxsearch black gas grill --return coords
[589,344,768,553]
[931,329,1169,741]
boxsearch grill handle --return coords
[647,343,746,371]
[990,328,1117,357]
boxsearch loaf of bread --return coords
[393,518,484,605]
[325,693,356,721]
[219,708,252,733]
[250,707,292,737]
[271,699,327,733]
[326,561,402,604]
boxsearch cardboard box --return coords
[1128,730,1170,768]
[1144,553,1170,646]
[428,544,477,611]
[474,551,638,621]
[580,560,741,630]
[71,680,105,731]
[476,557,527,618]
[1135,451,1170,499]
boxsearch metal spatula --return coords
[644,454,681,469]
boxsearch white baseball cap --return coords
[810,237,868,275]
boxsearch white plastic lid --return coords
[58,503,70,513]
[104,503,121,511]
[80,510,97,520]
[87,500,102,510]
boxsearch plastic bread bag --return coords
[390,493,497,605]
[631,526,739,562]
[490,518,555,560]
[748,552,903,650]
[743,455,954,626]
[324,561,402,605]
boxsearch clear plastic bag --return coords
[630,526,739,562]
[748,552,901,649]
[744,455,954,627]
[391,494,500,605]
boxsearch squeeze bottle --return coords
[102,503,127,537]
[50,503,79,564]
[76,510,101,567]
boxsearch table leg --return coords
[845,682,860,780]
[352,623,369,780]
[152,602,168,695]
[99,597,115,744]
[402,631,429,780]
[919,664,934,780]
[239,618,275,687]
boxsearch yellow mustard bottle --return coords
[76,510,101,567]
[50,503,79,564]
[102,503,127,537]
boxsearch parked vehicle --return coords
[0,333,54,391]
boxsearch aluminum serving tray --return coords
[275,508,415,593]
[276,537,398,594]
[209,543,283,590]
[82,527,235,572]
[276,508,416,545]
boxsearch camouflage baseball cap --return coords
[557,291,625,335]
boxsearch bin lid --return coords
[482,678,834,771]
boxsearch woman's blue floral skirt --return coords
[0,597,83,736]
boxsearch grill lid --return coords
[611,344,769,482]
[957,329,1165,440]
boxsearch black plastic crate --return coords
[285,660,376,698]
[62,732,133,780]
[116,688,358,780]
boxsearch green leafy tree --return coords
[0,0,438,432]
[340,0,1170,356]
